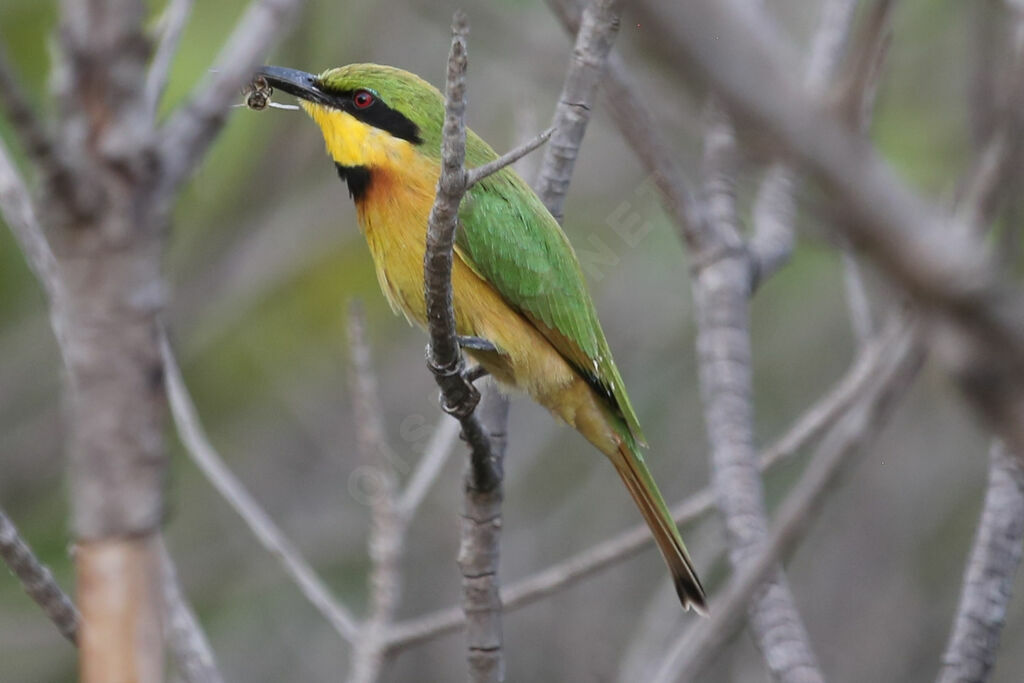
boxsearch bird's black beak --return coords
[257,66,332,106]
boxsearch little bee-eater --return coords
[256,64,706,612]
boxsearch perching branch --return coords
[0,509,79,645]
[382,318,900,653]
[937,441,1024,683]
[424,11,497,487]
[424,13,501,682]
[161,332,361,645]
[655,319,924,683]
[535,0,624,222]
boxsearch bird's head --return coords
[257,64,444,174]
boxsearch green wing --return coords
[456,130,645,444]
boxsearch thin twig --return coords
[465,126,555,188]
[0,43,66,186]
[159,0,306,196]
[159,539,225,683]
[937,441,1024,683]
[424,13,504,682]
[145,0,195,115]
[0,139,61,303]
[546,0,707,246]
[750,0,866,287]
[381,319,899,652]
[535,0,624,222]
[397,416,461,518]
[842,251,875,343]
[655,322,924,682]
[160,332,360,644]
[346,303,403,683]
[955,4,1024,233]
[0,509,79,645]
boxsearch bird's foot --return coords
[464,365,489,383]
[457,335,498,353]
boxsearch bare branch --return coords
[465,126,554,188]
[459,381,509,683]
[841,252,875,343]
[346,303,402,683]
[546,0,707,247]
[159,0,305,195]
[160,332,360,644]
[634,0,1024,461]
[535,0,624,222]
[424,13,505,681]
[0,509,79,645]
[159,539,225,683]
[750,0,866,287]
[145,0,195,115]
[382,318,901,652]
[655,321,924,682]
[693,102,822,681]
[955,4,1024,232]
[0,139,61,303]
[937,441,1024,683]
[423,11,498,489]
[0,43,65,184]
[397,416,461,518]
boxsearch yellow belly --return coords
[355,165,619,455]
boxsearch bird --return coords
[254,63,706,613]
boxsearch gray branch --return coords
[750,0,861,284]
[0,509,80,645]
[346,303,404,683]
[397,416,461,518]
[424,13,504,681]
[693,103,822,682]
[656,320,924,682]
[937,442,1024,683]
[535,0,624,222]
[0,42,78,205]
[160,539,225,683]
[161,333,361,644]
[546,0,706,246]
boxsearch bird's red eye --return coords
[353,90,374,109]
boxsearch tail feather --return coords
[612,439,707,615]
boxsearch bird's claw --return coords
[457,335,498,353]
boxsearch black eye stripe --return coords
[316,86,422,145]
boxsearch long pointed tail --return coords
[611,437,707,614]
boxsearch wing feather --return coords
[456,132,645,443]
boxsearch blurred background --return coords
[1,0,1021,681]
